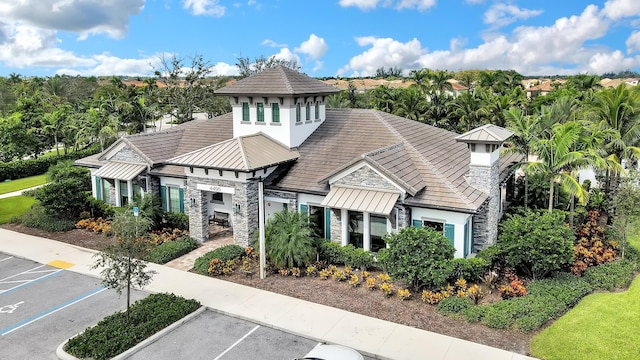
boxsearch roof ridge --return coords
[237,137,251,170]
[372,111,476,208]
[121,138,154,166]
[278,66,295,93]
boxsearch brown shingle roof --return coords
[268,109,488,212]
[455,124,514,144]
[166,133,299,171]
[215,66,339,96]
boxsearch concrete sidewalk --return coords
[0,228,536,360]
[0,184,46,199]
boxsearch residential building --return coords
[76,66,517,258]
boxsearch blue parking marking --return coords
[0,286,107,336]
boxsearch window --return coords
[305,103,311,121]
[348,211,364,248]
[296,103,301,122]
[423,220,444,233]
[309,205,325,238]
[271,103,280,123]
[102,179,112,204]
[211,192,223,203]
[168,186,181,213]
[470,143,476,152]
[315,102,320,119]
[370,215,387,252]
[242,102,250,121]
[120,180,129,205]
[256,103,264,122]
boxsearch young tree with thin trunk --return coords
[92,210,155,321]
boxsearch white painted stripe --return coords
[0,269,64,294]
[0,256,14,262]
[1,287,107,336]
[26,269,61,275]
[0,265,46,282]
[212,325,260,360]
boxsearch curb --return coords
[56,306,207,360]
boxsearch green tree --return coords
[378,226,455,290]
[395,86,426,121]
[92,210,155,321]
[527,121,590,212]
[235,55,301,78]
[497,209,574,279]
[504,107,541,210]
[34,160,91,219]
[450,91,486,132]
[263,209,316,269]
[612,171,640,259]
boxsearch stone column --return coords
[469,161,500,248]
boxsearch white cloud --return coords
[261,39,287,48]
[210,62,239,76]
[341,3,640,76]
[338,0,436,11]
[272,47,302,66]
[339,37,424,76]
[627,31,640,54]
[182,0,226,17]
[601,0,640,20]
[484,3,543,28]
[0,0,144,40]
[295,34,328,60]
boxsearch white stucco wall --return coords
[411,207,473,258]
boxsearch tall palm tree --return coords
[395,87,427,121]
[588,84,640,201]
[504,107,540,210]
[43,104,71,155]
[409,68,431,92]
[527,121,590,212]
[429,70,453,93]
[449,91,486,132]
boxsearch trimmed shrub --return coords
[496,209,574,279]
[448,257,490,283]
[463,305,486,323]
[437,296,473,316]
[0,145,100,181]
[479,273,592,332]
[263,210,315,268]
[342,245,374,270]
[163,212,189,231]
[146,237,198,264]
[64,293,200,360]
[582,260,636,291]
[378,226,455,290]
[319,240,345,264]
[194,244,244,275]
[18,204,76,232]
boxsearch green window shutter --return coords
[444,223,455,247]
[179,188,185,213]
[95,176,102,200]
[242,102,249,121]
[325,208,331,240]
[272,103,280,123]
[412,219,422,228]
[160,185,167,211]
[463,223,469,258]
[300,204,308,216]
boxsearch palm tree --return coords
[409,68,431,92]
[43,104,71,155]
[263,209,316,269]
[449,91,486,132]
[527,121,590,212]
[369,85,400,113]
[395,87,427,121]
[429,70,453,93]
[588,84,640,202]
[504,107,540,210]
[326,93,350,109]
[479,70,499,94]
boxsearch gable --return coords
[108,145,146,164]
[330,163,404,194]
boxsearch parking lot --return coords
[0,253,373,359]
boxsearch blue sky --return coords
[0,0,639,78]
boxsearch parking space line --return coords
[0,268,63,296]
[0,256,14,262]
[212,325,260,360]
[0,286,107,336]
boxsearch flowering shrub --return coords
[377,273,391,283]
[421,290,446,305]
[319,269,332,280]
[343,265,353,276]
[306,265,318,277]
[208,259,224,276]
[365,277,376,290]
[290,267,301,277]
[498,278,527,299]
[571,209,617,276]
[380,282,394,297]
[349,274,360,288]
[397,288,411,301]
[361,271,370,279]
[279,268,291,276]
[332,269,347,282]
[148,228,189,245]
[245,246,257,259]
[467,284,484,305]
[76,217,112,234]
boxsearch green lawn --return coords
[0,175,47,195]
[530,221,640,360]
[0,196,36,224]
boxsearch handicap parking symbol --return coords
[0,301,24,314]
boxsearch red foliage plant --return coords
[571,209,617,276]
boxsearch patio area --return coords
[165,224,234,271]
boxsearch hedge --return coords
[146,237,198,264]
[64,293,200,360]
[193,244,244,275]
[582,260,637,291]
[0,146,100,181]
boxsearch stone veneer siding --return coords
[185,176,259,247]
[468,161,500,249]
[112,147,145,163]
[335,166,397,191]
[263,189,297,210]
[329,208,342,244]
